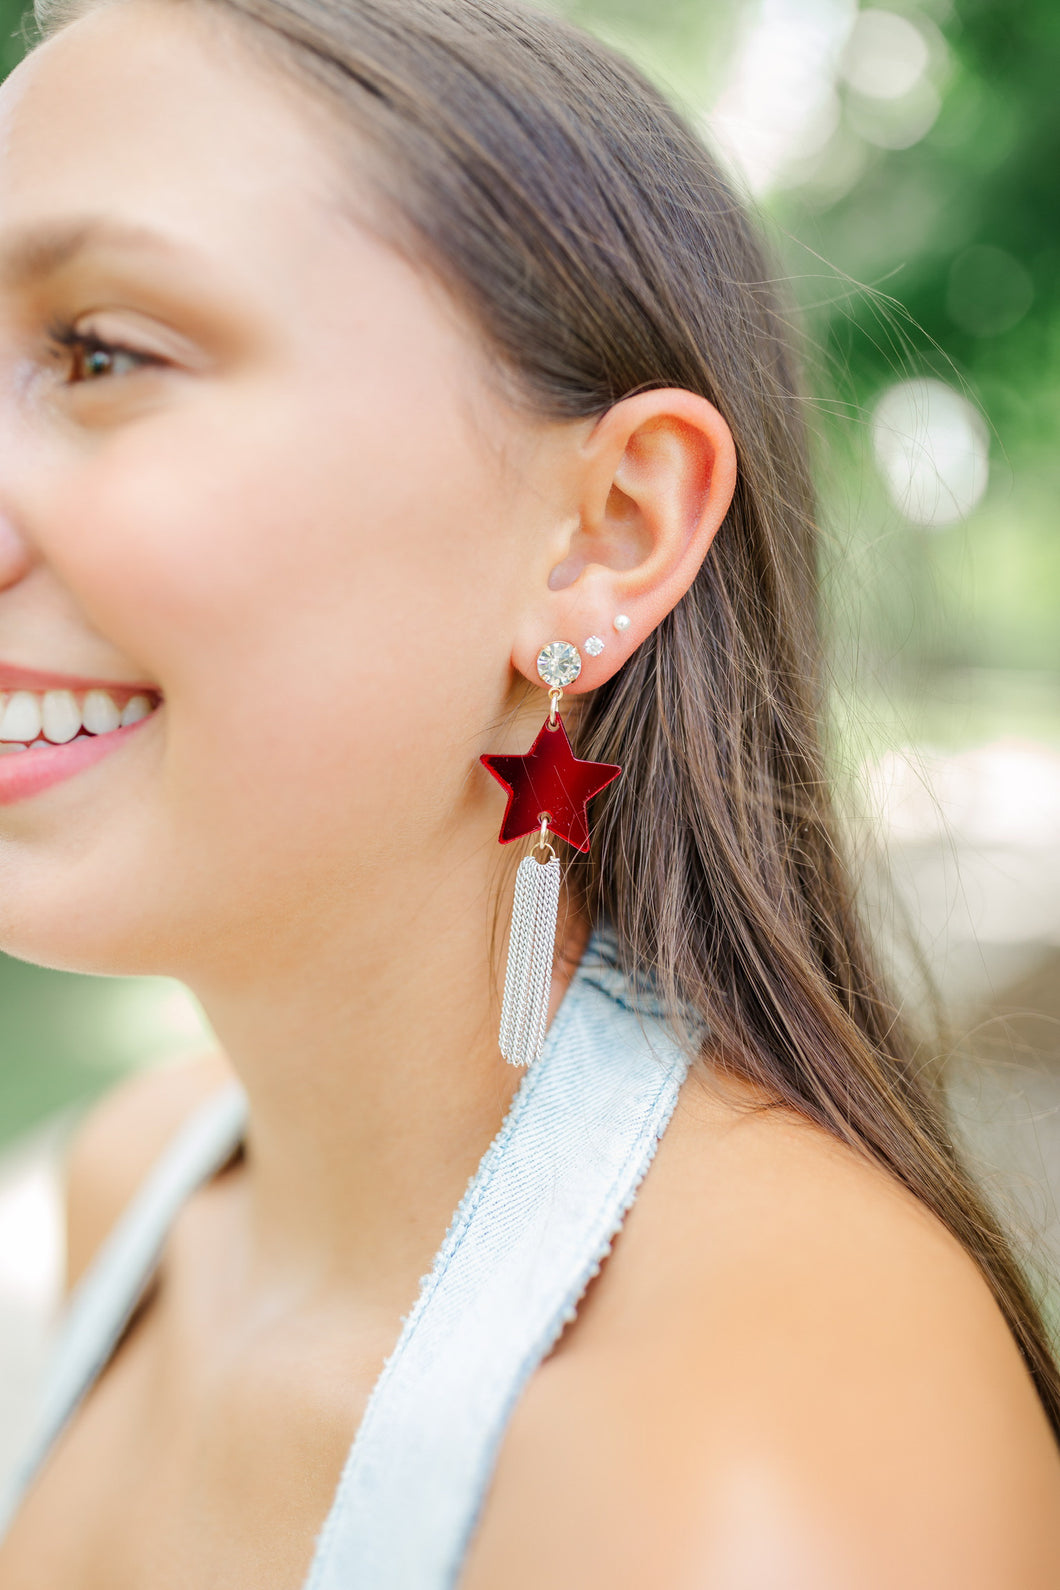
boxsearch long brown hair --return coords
[33,0,1060,1430]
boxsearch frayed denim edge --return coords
[304,978,586,1585]
[443,1045,690,1587]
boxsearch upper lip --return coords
[0,661,160,694]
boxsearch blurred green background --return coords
[0,0,1057,1152]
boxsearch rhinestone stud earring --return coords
[536,640,582,690]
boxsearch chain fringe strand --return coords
[498,854,562,1066]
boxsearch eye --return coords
[43,316,165,386]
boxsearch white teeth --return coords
[2,688,130,745]
[0,686,159,749]
[28,739,51,751]
[0,742,27,755]
[82,689,122,735]
[120,694,152,727]
[42,689,81,744]
[0,691,42,742]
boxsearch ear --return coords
[513,389,737,692]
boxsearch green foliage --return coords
[789,0,1060,421]
[0,1,31,76]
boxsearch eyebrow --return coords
[0,217,201,291]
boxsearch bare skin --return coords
[0,3,1058,1587]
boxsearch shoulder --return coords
[62,1049,238,1296]
[463,1067,1060,1589]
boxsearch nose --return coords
[0,504,34,589]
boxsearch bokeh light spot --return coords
[872,378,989,526]
[840,9,930,100]
[844,75,942,148]
[946,244,1035,338]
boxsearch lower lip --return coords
[0,711,158,807]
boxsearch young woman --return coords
[0,0,1057,1584]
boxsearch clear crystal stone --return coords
[585,635,605,657]
[536,642,582,689]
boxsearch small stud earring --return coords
[613,614,631,633]
[585,636,605,657]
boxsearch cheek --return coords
[44,375,514,863]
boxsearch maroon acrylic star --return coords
[480,715,622,853]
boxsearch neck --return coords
[186,857,591,1317]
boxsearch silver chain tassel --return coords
[499,850,562,1067]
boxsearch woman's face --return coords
[0,1,564,981]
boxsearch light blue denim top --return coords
[0,921,697,1586]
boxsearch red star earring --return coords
[481,640,622,1067]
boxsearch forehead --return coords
[0,1,352,285]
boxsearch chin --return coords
[0,878,182,979]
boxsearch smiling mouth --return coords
[0,687,163,753]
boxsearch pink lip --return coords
[0,661,160,695]
[0,712,158,807]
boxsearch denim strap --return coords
[304,926,691,1588]
[0,1077,248,1539]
